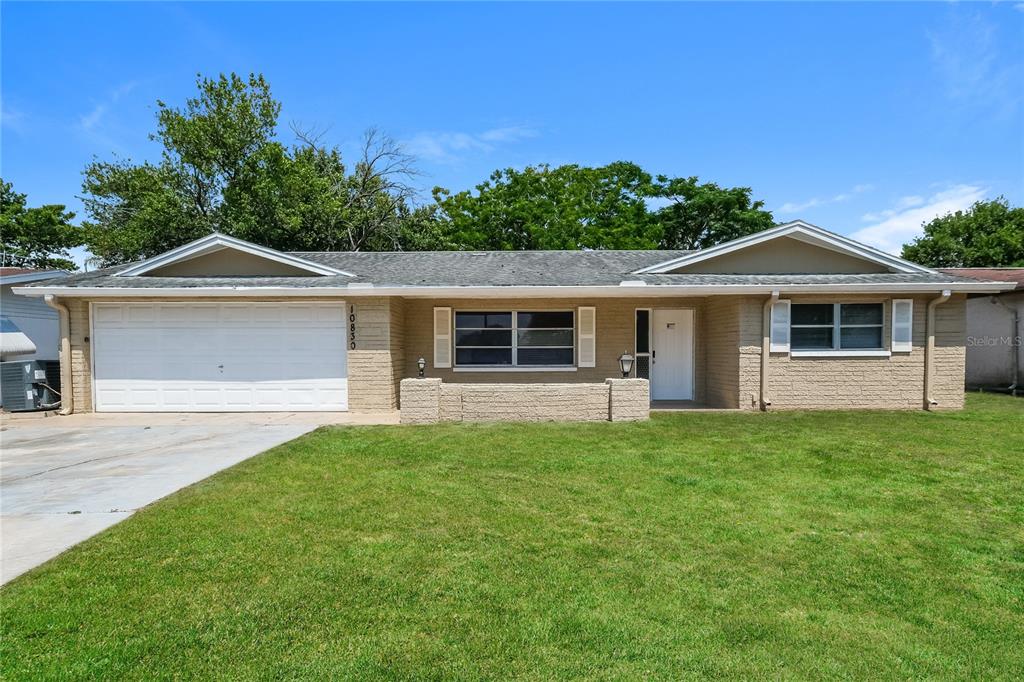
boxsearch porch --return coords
[385,295,760,415]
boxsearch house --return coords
[14,221,1012,421]
[938,268,1023,394]
[1,268,66,363]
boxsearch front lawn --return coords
[2,394,1023,679]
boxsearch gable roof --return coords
[632,220,936,275]
[116,233,354,278]
[13,225,1016,297]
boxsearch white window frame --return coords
[452,309,577,372]
[790,302,889,357]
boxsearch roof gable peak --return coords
[633,220,937,275]
[116,233,354,278]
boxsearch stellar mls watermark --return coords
[967,336,1023,347]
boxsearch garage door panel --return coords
[93,302,348,412]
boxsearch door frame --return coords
[650,307,695,401]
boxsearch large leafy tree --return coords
[651,176,775,250]
[82,73,431,265]
[0,179,83,270]
[901,198,1024,267]
[432,163,773,251]
[433,162,660,250]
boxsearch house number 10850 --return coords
[349,305,357,350]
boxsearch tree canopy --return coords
[82,73,433,266]
[901,198,1024,267]
[0,180,82,270]
[78,72,777,265]
[432,163,773,251]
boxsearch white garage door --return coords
[92,302,348,412]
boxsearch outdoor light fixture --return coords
[417,357,426,377]
[618,351,634,378]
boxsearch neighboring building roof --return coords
[0,269,67,285]
[0,317,38,357]
[938,268,1024,291]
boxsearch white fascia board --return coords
[116,233,354,278]
[14,281,1016,298]
[632,220,936,275]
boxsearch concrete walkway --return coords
[0,411,398,584]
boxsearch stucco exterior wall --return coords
[963,291,1023,388]
[756,294,966,410]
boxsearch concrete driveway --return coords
[0,411,397,584]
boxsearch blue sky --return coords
[2,1,1022,266]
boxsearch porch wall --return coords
[400,297,710,404]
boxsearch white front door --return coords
[651,308,694,401]
[92,302,348,412]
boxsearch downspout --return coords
[43,294,74,415]
[990,295,1019,393]
[761,289,780,411]
[924,289,951,410]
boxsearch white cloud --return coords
[77,81,137,132]
[851,184,987,255]
[860,195,926,222]
[402,125,538,163]
[777,183,873,214]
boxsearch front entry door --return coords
[651,308,694,400]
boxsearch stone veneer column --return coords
[347,297,401,411]
[399,378,442,424]
[606,378,650,421]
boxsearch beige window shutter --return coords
[891,299,913,352]
[769,299,791,353]
[578,306,596,367]
[433,307,452,368]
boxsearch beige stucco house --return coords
[15,221,1013,422]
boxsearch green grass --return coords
[3,394,1023,679]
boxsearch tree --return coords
[433,162,661,250]
[431,162,773,251]
[82,73,432,265]
[651,176,775,250]
[901,198,1024,267]
[0,179,82,270]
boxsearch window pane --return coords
[840,327,882,349]
[456,347,513,365]
[517,311,573,328]
[635,310,650,353]
[792,326,834,349]
[455,329,512,347]
[841,303,882,325]
[455,312,511,329]
[517,348,574,365]
[792,304,833,326]
[517,329,573,347]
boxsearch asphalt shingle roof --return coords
[24,249,993,289]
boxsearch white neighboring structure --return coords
[1,269,66,362]
[940,268,1024,393]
